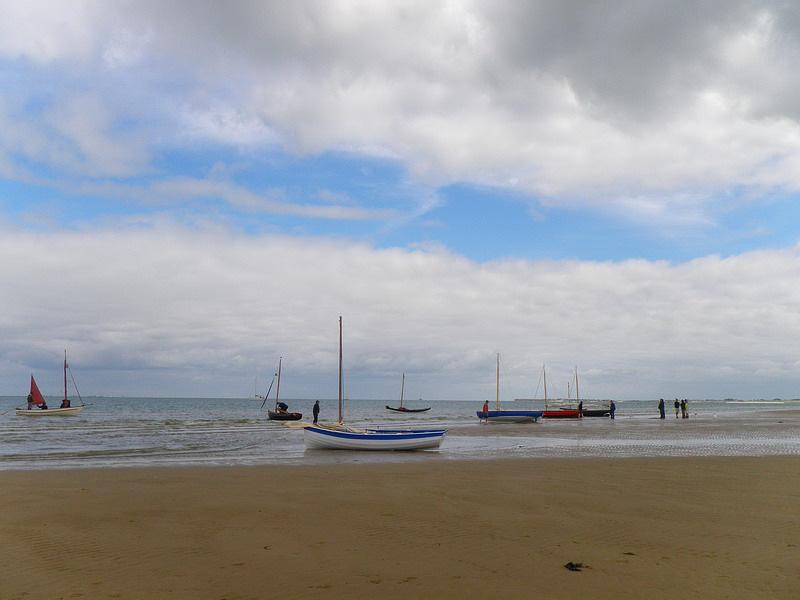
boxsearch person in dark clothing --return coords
[609,400,616,420]
[60,398,71,408]
[276,401,289,413]
[26,393,34,410]
[40,400,48,410]
[578,400,583,418]
[312,400,320,424]
[658,398,665,419]
[674,398,680,418]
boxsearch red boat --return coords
[543,408,581,419]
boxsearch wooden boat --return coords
[476,354,543,423]
[262,357,303,421]
[386,373,431,412]
[304,317,446,450]
[16,351,85,417]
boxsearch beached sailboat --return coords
[303,318,446,450]
[385,373,431,413]
[476,354,543,423]
[263,357,302,421]
[541,364,580,419]
[16,351,85,417]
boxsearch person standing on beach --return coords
[674,399,680,418]
[609,400,616,420]
[312,400,320,424]
[682,399,689,419]
[680,399,687,419]
[578,400,583,418]
[658,398,666,419]
[481,400,489,421]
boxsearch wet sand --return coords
[2,457,799,599]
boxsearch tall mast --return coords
[567,381,571,399]
[338,316,343,424]
[400,372,405,409]
[543,364,547,405]
[575,366,580,403]
[495,353,500,410]
[275,356,283,409]
[63,349,68,403]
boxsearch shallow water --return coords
[1,397,799,470]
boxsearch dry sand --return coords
[2,457,799,599]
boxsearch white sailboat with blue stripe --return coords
[303,317,447,451]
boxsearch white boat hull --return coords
[16,406,84,417]
[304,425,446,450]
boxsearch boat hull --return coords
[582,409,611,417]
[385,405,431,413]
[476,410,542,423]
[268,411,303,421]
[303,425,446,450]
[16,406,84,417]
[543,409,581,419]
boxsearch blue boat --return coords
[477,353,543,423]
[476,409,543,423]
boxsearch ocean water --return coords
[1,396,799,470]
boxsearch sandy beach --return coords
[2,457,799,599]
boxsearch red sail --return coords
[29,375,45,405]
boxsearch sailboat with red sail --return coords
[16,351,85,416]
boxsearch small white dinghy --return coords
[16,351,85,417]
[303,317,446,451]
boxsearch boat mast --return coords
[495,353,500,410]
[575,366,580,403]
[275,356,283,409]
[400,372,405,409]
[338,316,343,424]
[543,364,547,408]
[63,349,68,404]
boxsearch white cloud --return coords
[5,2,800,221]
[1,224,799,398]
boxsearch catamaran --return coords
[16,351,85,417]
[476,354,543,423]
[303,317,446,450]
[385,373,431,413]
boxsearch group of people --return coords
[658,398,689,419]
[25,393,71,410]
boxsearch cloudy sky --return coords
[2,1,800,400]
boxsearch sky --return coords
[1,1,800,400]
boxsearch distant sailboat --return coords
[476,354,543,423]
[385,373,431,413]
[263,357,302,421]
[303,317,446,450]
[16,351,85,417]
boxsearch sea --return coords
[1,397,799,470]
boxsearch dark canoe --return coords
[582,408,611,417]
[267,411,303,421]
[543,409,581,419]
[385,405,432,413]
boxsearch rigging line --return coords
[259,374,277,409]
[68,367,84,405]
